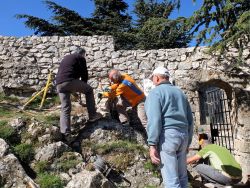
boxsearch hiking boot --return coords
[61,132,73,144]
[88,113,102,123]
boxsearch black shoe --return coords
[88,113,102,123]
[61,132,73,144]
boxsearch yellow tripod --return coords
[22,70,53,110]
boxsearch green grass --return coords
[37,173,64,188]
[13,143,35,163]
[92,140,147,154]
[26,95,60,109]
[144,161,161,178]
[54,152,82,172]
[44,115,60,126]
[0,120,16,143]
[0,106,12,117]
[0,93,20,103]
[34,161,50,174]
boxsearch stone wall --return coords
[0,35,250,181]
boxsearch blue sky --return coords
[0,0,202,45]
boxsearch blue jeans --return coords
[159,129,189,188]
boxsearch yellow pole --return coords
[39,71,52,109]
[22,88,46,109]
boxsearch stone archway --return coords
[198,79,235,152]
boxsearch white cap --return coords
[150,67,170,79]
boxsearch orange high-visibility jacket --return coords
[103,74,145,107]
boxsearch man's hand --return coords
[97,92,103,99]
[149,146,161,165]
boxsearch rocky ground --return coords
[0,94,248,188]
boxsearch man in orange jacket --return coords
[99,69,147,129]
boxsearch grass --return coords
[0,120,17,144]
[92,140,147,155]
[0,93,19,103]
[54,152,82,172]
[13,143,35,163]
[88,140,147,170]
[34,161,50,174]
[37,173,64,188]
[144,161,161,178]
[44,114,60,126]
[26,94,60,110]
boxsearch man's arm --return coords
[187,154,202,164]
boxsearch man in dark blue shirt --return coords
[56,48,101,142]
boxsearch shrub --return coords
[0,121,15,142]
[34,161,50,174]
[55,152,82,172]
[44,115,60,125]
[92,140,146,154]
[144,161,161,178]
[13,143,35,163]
[0,93,19,103]
[37,173,64,188]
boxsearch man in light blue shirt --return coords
[145,67,193,188]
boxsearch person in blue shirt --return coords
[145,67,194,188]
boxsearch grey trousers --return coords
[116,96,147,128]
[194,164,241,185]
[57,80,96,134]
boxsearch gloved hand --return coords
[97,92,103,99]
[103,86,111,92]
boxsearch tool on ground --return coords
[93,155,131,187]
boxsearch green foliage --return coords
[145,186,157,188]
[0,106,12,118]
[136,17,191,49]
[37,173,64,188]
[144,161,161,178]
[92,140,146,154]
[134,0,176,27]
[188,0,250,61]
[0,93,19,103]
[133,0,191,49]
[54,152,82,172]
[34,161,50,174]
[44,114,60,126]
[25,94,60,109]
[13,143,35,163]
[93,0,132,33]
[0,121,15,142]
[15,0,191,50]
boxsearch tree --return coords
[92,0,132,33]
[133,0,191,49]
[92,0,134,49]
[187,0,250,62]
[134,0,176,27]
[16,0,96,36]
[136,17,191,49]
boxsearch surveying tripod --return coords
[22,70,53,110]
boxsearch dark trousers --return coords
[57,80,96,133]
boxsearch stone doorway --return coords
[199,83,234,152]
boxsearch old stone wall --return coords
[0,35,250,181]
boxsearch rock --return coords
[35,141,71,161]
[0,138,9,158]
[65,170,103,188]
[0,154,38,188]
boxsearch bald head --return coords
[109,69,122,83]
